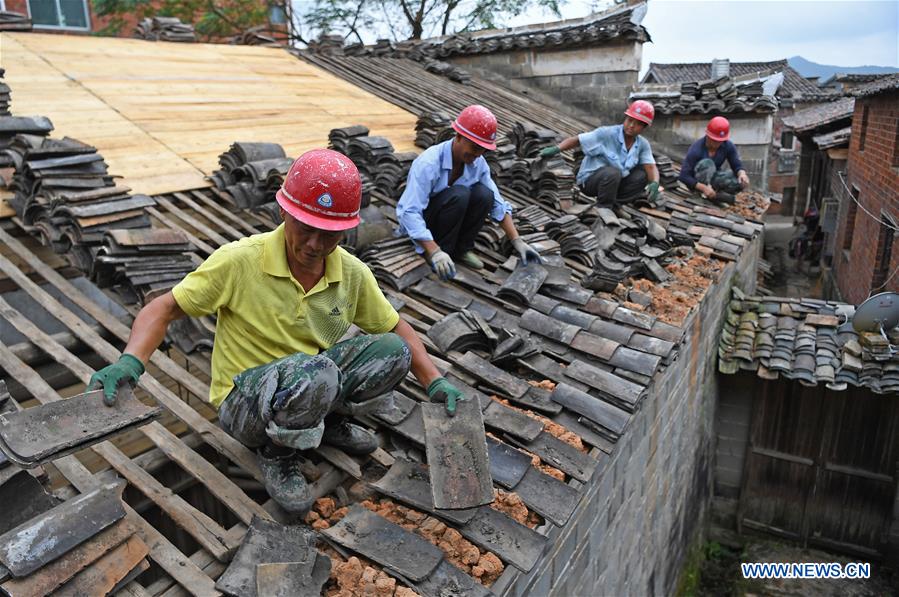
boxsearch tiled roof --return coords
[718,291,899,393]
[782,96,855,133]
[630,78,778,115]
[812,126,851,150]
[643,60,830,100]
[852,73,899,97]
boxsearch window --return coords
[269,4,287,24]
[781,131,794,150]
[871,213,896,291]
[859,105,869,151]
[843,186,859,251]
[783,187,795,204]
[28,0,89,30]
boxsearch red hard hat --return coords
[706,116,730,141]
[624,99,654,126]
[275,149,362,231]
[452,105,498,150]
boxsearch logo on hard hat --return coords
[317,193,333,208]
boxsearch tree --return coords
[91,0,275,40]
[301,0,566,42]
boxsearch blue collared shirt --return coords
[396,140,512,249]
[576,124,655,185]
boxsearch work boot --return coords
[715,191,735,205]
[257,445,312,515]
[459,251,484,270]
[322,419,378,455]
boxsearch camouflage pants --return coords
[695,158,742,194]
[218,333,411,450]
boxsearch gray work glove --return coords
[511,238,543,266]
[539,146,561,159]
[429,249,456,280]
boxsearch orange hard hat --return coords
[275,149,362,231]
[625,99,655,126]
[452,105,498,150]
[706,116,730,141]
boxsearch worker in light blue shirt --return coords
[540,100,661,206]
[397,105,540,280]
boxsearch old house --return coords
[422,2,650,126]
[781,97,854,268]
[831,75,899,305]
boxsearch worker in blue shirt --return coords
[540,100,660,206]
[678,116,750,204]
[396,105,541,280]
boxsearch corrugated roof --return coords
[643,60,828,100]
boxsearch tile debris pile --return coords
[133,16,197,42]
[718,289,899,393]
[0,11,31,32]
[631,75,779,114]
[0,383,153,595]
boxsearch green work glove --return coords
[88,354,145,406]
[539,146,561,159]
[427,377,466,417]
[644,181,660,202]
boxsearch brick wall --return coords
[448,41,641,125]
[832,91,899,305]
[493,236,762,596]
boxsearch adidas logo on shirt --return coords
[330,306,341,316]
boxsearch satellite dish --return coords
[852,292,899,336]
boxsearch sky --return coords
[505,0,899,73]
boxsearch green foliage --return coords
[91,0,271,40]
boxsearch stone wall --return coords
[447,41,642,125]
[493,235,763,596]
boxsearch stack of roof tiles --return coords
[631,76,778,115]
[228,26,282,47]
[0,11,31,31]
[346,135,395,207]
[374,151,417,199]
[359,237,431,290]
[6,136,153,251]
[718,290,899,393]
[0,69,9,117]
[93,228,197,305]
[414,112,455,149]
[0,116,54,168]
[133,17,197,42]
[209,142,293,210]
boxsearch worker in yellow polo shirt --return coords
[88,149,464,515]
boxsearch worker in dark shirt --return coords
[678,116,750,204]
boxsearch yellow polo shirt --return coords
[172,224,400,407]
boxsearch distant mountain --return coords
[788,56,899,80]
